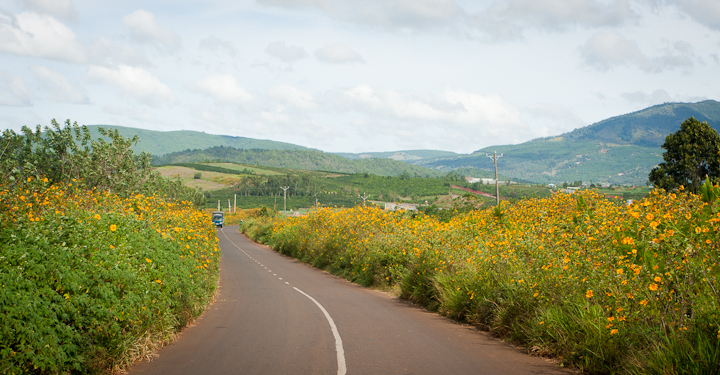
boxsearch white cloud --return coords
[122,10,181,52]
[579,29,648,70]
[102,104,170,126]
[622,89,673,105]
[265,41,307,63]
[671,0,720,30]
[0,73,32,107]
[315,44,364,64]
[188,74,253,105]
[579,29,695,72]
[268,84,317,110]
[523,103,586,136]
[0,12,86,63]
[470,0,635,40]
[258,0,461,30]
[335,84,522,128]
[325,85,530,151]
[20,0,78,22]
[87,37,151,66]
[30,65,87,104]
[199,35,237,57]
[87,65,176,106]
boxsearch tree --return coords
[649,117,720,194]
[1,119,204,206]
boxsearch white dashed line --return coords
[221,229,347,375]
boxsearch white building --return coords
[384,202,418,211]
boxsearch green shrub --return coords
[0,180,219,374]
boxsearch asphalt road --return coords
[128,226,570,375]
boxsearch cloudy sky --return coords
[1,0,719,154]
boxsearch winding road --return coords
[128,226,570,375]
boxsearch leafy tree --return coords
[1,119,204,205]
[649,117,720,193]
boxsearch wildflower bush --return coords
[251,187,720,374]
[0,177,219,374]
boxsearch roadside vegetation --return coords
[1,120,219,374]
[244,186,719,374]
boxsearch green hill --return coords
[560,100,720,147]
[409,101,720,185]
[153,146,446,178]
[85,125,309,156]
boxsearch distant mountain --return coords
[559,100,720,147]
[409,101,720,185]
[86,100,720,185]
[85,125,309,156]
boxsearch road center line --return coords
[293,287,347,375]
[221,229,346,374]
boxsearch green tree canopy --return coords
[649,117,720,193]
[1,119,204,205]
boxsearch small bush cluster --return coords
[248,187,720,374]
[0,177,219,374]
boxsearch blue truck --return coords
[212,211,224,228]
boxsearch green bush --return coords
[0,180,219,374]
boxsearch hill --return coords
[408,101,720,185]
[152,146,448,178]
[560,100,720,147]
[85,125,309,156]
[86,100,720,185]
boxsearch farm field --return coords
[155,165,236,190]
[244,186,720,374]
[159,162,564,212]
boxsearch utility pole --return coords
[359,192,370,206]
[234,194,236,213]
[486,151,503,206]
[281,186,289,215]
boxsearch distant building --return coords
[464,177,497,184]
[548,183,556,188]
[563,187,581,194]
[384,202,418,211]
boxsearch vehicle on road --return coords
[212,211,224,228]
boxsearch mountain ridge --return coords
[85,125,310,156]
[78,100,720,185]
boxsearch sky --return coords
[1,0,719,154]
